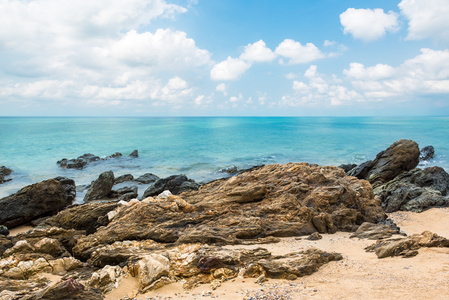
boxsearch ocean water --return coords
[1,116,448,202]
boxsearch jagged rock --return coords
[307,232,322,240]
[84,171,115,202]
[338,164,357,173]
[54,177,77,203]
[110,186,138,201]
[114,174,134,184]
[348,140,420,188]
[0,225,9,236]
[420,145,435,161]
[37,278,104,300]
[0,178,75,228]
[136,254,170,292]
[134,173,159,184]
[374,167,449,212]
[42,202,118,235]
[129,150,138,157]
[89,265,124,293]
[0,166,13,184]
[0,235,13,257]
[73,163,385,261]
[350,222,399,240]
[106,152,122,159]
[33,238,65,257]
[57,153,100,170]
[365,231,449,258]
[142,174,200,197]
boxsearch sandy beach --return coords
[105,207,449,300]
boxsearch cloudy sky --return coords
[1,0,449,116]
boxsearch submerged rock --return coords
[0,178,75,228]
[129,150,139,157]
[134,173,159,184]
[374,166,449,212]
[57,153,100,170]
[84,171,115,202]
[0,166,13,184]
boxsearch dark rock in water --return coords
[135,173,159,184]
[219,166,239,175]
[420,145,435,161]
[0,178,75,228]
[0,225,9,236]
[106,152,122,159]
[57,153,100,170]
[129,150,138,157]
[84,171,115,202]
[374,166,449,212]
[114,174,134,184]
[43,202,118,234]
[0,166,13,184]
[55,177,77,203]
[142,174,200,198]
[338,164,357,173]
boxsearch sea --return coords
[1,116,448,203]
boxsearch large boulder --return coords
[143,174,200,197]
[84,171,115,202]
[0,178,75,228]
[73,163,386,260]
[374,166,449,212]
[348,139,420,188]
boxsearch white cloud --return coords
[340,8,399,41]
[343,63,396,80]
[229,93,243,103]
[240,40,276,62]
[210,57,251,81]
[399,0,449,42]
[304,65,318,78]
[285,73,297,80]
[216,83,228,96]
[275,39,325,64]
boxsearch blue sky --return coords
[1,0,448,116]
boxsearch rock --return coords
[0,166,13,184]
[89,265,124,293]
[142,174,200,197]
[43,202,118,234]
[338,164,357,173]
[106,152,122,159]
[72,163,386,261]
[348,140,420,188]
[307,232,322,240]
[114,174,134,184]
[365,231,449,258]
[0,178,75,228]
[110,186,138,198]
[54,177,77,203]
[33,238,66,257]
[0,225,9,236]
[137,254,170,292]
[374,167,449,212]
[366,139,420,188]
[84,171,115,202]
[134,173,159,184]
[129,150,138,157]
[350,222,399,240]
[219,166,238,175]
[57,153,100,170]
[38,278,104,300]
[420,145,435,161]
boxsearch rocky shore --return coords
[1,139,449,299]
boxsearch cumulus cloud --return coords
[0,0,212,108]
[343,63,396,80]
[216,83,228,96]
[210,57,251,81]
[240,40,276,62]
[340,8,399,41]
[275,39,325,64]
[399,0,449,42]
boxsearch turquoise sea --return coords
[1,117,448,202]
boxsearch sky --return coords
[1,0,449,116]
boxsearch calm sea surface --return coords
[1,117,448,202]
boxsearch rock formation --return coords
[0,177,75,228]
[84,171,114,202]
